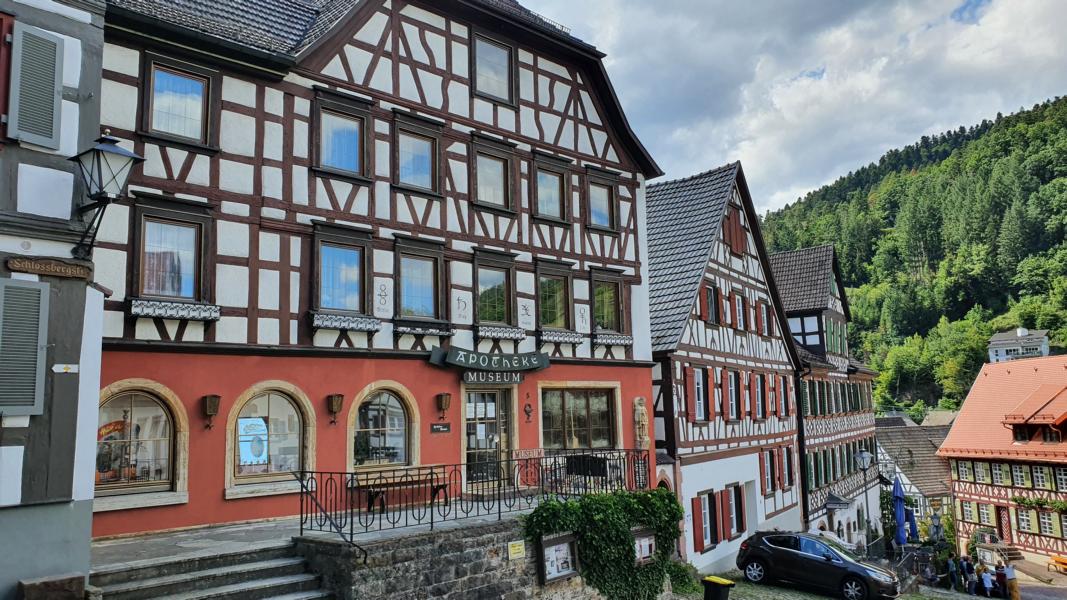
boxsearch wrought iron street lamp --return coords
[68,131,144,260]
[855,448,875,537]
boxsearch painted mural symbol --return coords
[457,297,469,320]
[378,283,388,307]
[578,307,588,328]
[521,304,531,317]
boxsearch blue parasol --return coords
[892,477,907,546]
[906,508,919,541]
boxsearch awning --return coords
[824,492,852,511]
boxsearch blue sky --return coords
[527,0,1067,212]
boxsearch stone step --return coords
[99,557,308,600]
[161,573,322,600]
[91,542,295,588]
[263,592,333,600]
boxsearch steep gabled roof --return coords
[646,163,738,352]
[768,244,849,318]
[938,355,1067,463]
[107,0,361,57]
[646,162,800,371]
[878,425,952,498]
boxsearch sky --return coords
[525,0,1067,213]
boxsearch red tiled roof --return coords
[938,355,1067,463]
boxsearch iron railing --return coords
[294,448,649,561]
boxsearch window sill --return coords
[476,324,526,340]
[532,214,570,227]
[391,183,443,200]
[394,319,454,337]
[473,89,518,109]
[310,311,381,332]
[310,166,374,186]
[593,331,633,347]
[93,491,188,512]
[129,298,221,322]
[586,224,620,236]
[225,479,301,500]
[137,130,219,156]
[471,201,517,217]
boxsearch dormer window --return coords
[1013,425,1031,443]
[1043,427,1062,443]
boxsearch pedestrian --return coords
[981,565,993,597]
[995,562,1007,599]
[1004,563,1020,600]
[963,556,977,595]
[947,552,959,592]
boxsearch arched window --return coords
[354,391,408,467]
[234,391,303,479]
[96,392,173,495]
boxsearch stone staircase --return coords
[88,541,332,600]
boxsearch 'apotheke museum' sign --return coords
[430,347,549,372]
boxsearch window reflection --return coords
[593,281,619,331]
[96,392,172,494]
[475,37,511,101]
[320,244,362,312]
[477,266,508,323]
[589,183,613,229]
[151,66,207,141]
[400,255,436,318]
[235,392,302,477]
[539,275,567,329]
[142,219,198,299]
[541,389,613,450]
[355,391,408,466]
[537,171,564,218]
[477,154,508,206]
[398,132,434,190]
[320,111,362,173]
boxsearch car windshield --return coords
[821,538,861,563]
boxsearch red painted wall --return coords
[93,351,652,538]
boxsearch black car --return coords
[735,531,899,600]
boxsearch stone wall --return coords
[295,518,672,600]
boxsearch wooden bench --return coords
[347,471,451,514]
[1048,555,1067,574]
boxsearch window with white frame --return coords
[700,494,713,547]
[962,502,974,522]
[759,303,769,336]
[764,449,775,492]
[1012,464,1027,487]
[1039,511,1055,536]
[728,371,740,419]
[779,375,788,416]
[694,368,706,421]
[714,369,723,417]
[979,504,992,525]
[992,463,1005,486]
[1034,466,1049,489]
[957,461,972,481]
[1018,509,1032,532]
[1056,466,1067,491]
[975,462,990,483]
[734,293,745,330]
[755,375,765,419]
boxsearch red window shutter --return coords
[738,489,747,533]
[0,13,14,139]
[715,287,725,323]
[755,301,763,335]
[759,451,767,495]
[785,377,792,415]
[742,372,751,417]
[698,283,708,320]
[767,310,776,337]
[685,367,696,423]
[691,496,704,553]
[748,372,757,417]
[777,447,785,490]
[708,369,718,420]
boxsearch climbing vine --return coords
[523,488,684,600]
[1011,495,1067,513]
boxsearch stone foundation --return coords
[295,518,673,600]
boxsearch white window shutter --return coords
[0,279,50,416]
[7,22,64,149]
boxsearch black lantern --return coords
[68,131,144,260]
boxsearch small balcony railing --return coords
[294,448,649,562]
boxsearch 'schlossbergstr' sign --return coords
[6,257,92,280]
[430,347,549,372]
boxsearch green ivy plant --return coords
[523,488,684,600]
[1012,495,1067,512]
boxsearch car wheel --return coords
[742,559,767,583]
[841,577,867,600]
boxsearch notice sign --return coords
[430,423,451,434]
[463,371,522,385]
[507,540,526,561]
[237,417,269,466]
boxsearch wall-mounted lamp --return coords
[202,395,221,429]
[523,403,533,423]
[68,131,144,260]
[436,393,452,420]
[326,394,344,425]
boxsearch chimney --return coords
[1017,327,1029,337]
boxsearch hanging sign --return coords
[430,346,549,372]
[6,257,92,279]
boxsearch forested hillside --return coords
[762,97,1067,420]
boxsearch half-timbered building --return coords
[939,355,1067,562]
[768,245,879,543]
[647,163,802,573]
[89,0,661,537]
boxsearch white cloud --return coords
[526,0,1067,212]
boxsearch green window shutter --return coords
[7,22,65,149]
[1008,506,1016,530]
[1053,512,1063,538]
[1023,467,1033,488]
[0,279,50,416]
[950,460,958,480]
